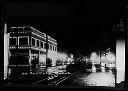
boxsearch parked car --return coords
[56,60,63,66]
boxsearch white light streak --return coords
[4,23,9,79]
[116,40,125,83]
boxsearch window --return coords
[9,56,29,65]
[49,44,52,50]
[50,45,52,50]
[44,43,46,49]
[19,37,28,45]
[49,44,50,50]
[44,43,49,49]
[32,38,35,46]
[52,46,54,51]
[55,46,57,51]
[47,44,49,49]
[41,41,44,48]
[10,37,16,45]
[37,40,40,47]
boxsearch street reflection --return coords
[73,72,115,87]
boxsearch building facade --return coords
[9,26,57,73]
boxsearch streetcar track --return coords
[33,78,46,85]
[50,71,78,85]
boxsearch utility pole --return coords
[4,22,9,80]
[45,25,49,69]
[45,26,49,83]
[46,34,48,68]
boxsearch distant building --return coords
[56,52,68,65]
[90,52,100,64]
[56,49,74,65]
[9,26,57,73]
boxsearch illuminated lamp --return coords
[106,52,115,64]
[90,52,100,64]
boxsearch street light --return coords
[106,52,116,64]
[90,52,100,64]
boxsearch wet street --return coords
[58,70,115,87]
[4,65,116,87]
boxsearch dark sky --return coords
[4,0,125,55]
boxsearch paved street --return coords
[3,66,70,87]
[4,65,116,87]
[57,70,115,87]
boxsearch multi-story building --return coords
[9,26,57,73]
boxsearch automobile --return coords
[56,60,63,66]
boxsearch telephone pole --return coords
[46,34,48,68]
[45,25,48,68]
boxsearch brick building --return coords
[9,26,57,73]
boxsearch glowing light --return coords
[106,52,115,64]
[39,54,46,63]
[83,73,115,86]
[57,52,68,61]
[101,54,107,63]
[116,40,125,83]
[90,52,100,64]
[47,50,58,66]
[4,33,10,79]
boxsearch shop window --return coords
[10,37,17,45]
[9,56,29,65]
[19,37,28,45]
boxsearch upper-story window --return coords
[54,46,57,51]
[44,42,49,49]
[19,36,28,45]
[10,37,17,45]
[49,44,52,50]
[50,45,52,50]
[37,39,40,47]
[41,41,44,48]
[52,45,54,51]
[31,37,36,46]
[44,42,46,49]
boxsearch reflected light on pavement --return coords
[83,72,115,86]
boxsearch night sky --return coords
[4,0,125,55]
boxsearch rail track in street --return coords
[32,71,72,86]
